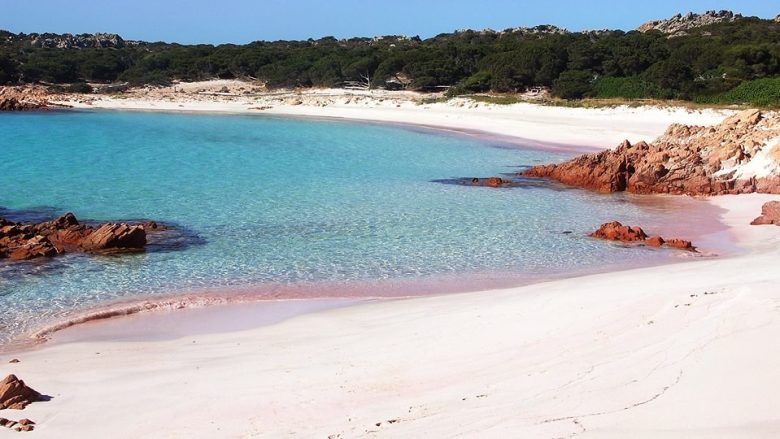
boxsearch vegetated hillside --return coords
[0,10,779,104]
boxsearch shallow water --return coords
[0,110,720,345]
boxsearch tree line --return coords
[1,17,779,105]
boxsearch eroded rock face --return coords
[751,201,780,226]
[0,213,151,261]
[0,375,42,410]
[523,110,780,196]
[590,221,697,252]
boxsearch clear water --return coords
[0,110,708,344]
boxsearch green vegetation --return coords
[1,17,779,106]
[464,95,522,105]
[695,77,780,106]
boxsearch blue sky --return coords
[1,0,776,44]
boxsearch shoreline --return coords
[2,182,732,353]
[5,194,780,438]
[49,80,733,152]
[4,87,779,437]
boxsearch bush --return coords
[591,76,663,99]
[552,70,593,99]
[695,77,780,106]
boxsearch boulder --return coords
[646,236,665,247]
[79,223,146,252]
[665,239,695,251]
[589,221,697,252]
[589,221,648,242]
[0,375,42,410]
[750,201,780,226]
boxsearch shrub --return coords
[591,76,663,99]
[552,70,593,99]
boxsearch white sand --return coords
[1,194,778,438]
[55,81,731,151]
[5,86,775,437]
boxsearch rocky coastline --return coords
[522,109,780,196]
[0,87,54,111]
[0,213,164,261]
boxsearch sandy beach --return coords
[53,80,731,152]
[1,81,777,438]
[0,191,776,438]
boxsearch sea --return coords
[0,110,723,346]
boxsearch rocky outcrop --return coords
[0,213,155,261]
[523,110,780,196]
[29,32,125,49]
[589,221,647,242]
[0,87,50,112]
[79,224,146,252]
[0,375,41,410]
[590,221,696,252]
[751,201,780,226]
[637,10,741,37]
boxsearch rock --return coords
[750,201,780,226]
[0,212,157,262]
[666,239,695,251]
[589,221,648,242]
[17,419,34,426]
[0,418,7,426]
[7,235,58,261]
[637,10,740,36]
[20,424,34,431]
[0,375,42,410]
[589,222,697,252]
[140,221,167,231]
[8,359,20,364]
[0,87,49,111]
[522,110,780,196]
[79,223,146,253]
[646,236,665,247]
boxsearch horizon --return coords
[1,0,777,45]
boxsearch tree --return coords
[552,70,594,99]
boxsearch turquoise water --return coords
[0,111,705,344]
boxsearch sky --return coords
[1,0,777,44]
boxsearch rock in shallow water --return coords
[590,221,697,252]
[0,212,154,262]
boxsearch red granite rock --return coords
[750,201,780,226]
[589,221,648,242]
[0,375,42,410]
[523,110,780,195]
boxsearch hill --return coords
[1,10,779,105]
